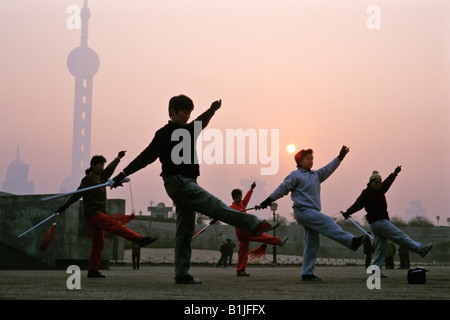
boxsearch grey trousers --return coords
[163,174,261,279]
[294,207,355,276]
[370,219,422,269]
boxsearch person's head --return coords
[231,189,243,204]
[368,170,382,190]
[168,94,194,125]
[86,155,107,175]
[295,149,314,171]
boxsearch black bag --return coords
[407,267,428,284]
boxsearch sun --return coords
[287,144,296,153]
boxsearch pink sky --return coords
[1,0,449,224]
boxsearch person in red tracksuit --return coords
[231,182,288,276]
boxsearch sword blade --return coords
[348,217,374,240]
[17,212,59,238]
[192,225,209,238]
[41,178,130,201]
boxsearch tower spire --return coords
[61,0,100,192]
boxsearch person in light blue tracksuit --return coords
[256,146,366,281]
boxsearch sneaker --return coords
[140,236,157,247]
[254,220,279,234]
[175,276,202,284]
[279,236,288,247]
[237,271,250,277]
[419,243,433,257]
[302,274,321,281]
[351,234,366,251]
[87,270,106,278]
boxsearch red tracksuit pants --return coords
[236,228,281,272]
[85,212,142,271]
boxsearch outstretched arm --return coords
[256,173,298,210]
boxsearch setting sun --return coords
[287,144,296,153]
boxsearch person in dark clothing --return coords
[217,239,229,268]
[132,241,141,270]
[111,95,279,284]
[342,166,432,274]
[226,238,236,267]
[56,152,156,278]
[398,246,410,269]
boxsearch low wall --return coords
[125,217,450,263]
[0,194,125,269]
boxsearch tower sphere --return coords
[67,46,100,78]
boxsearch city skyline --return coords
[1,1,448,224]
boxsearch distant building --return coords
[405,200,427,222]
[1,146,34,195]
[61,0,99,192]
[147,202,173,219]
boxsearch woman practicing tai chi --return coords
[341,166,432,275]
[257,146,366,281]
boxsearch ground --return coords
[1,265,448,300]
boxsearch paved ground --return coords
[1,264,448,300]
[1,264,447,318]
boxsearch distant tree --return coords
[407,216,434,227]
[390,216,407,227]
[276,214,289,226]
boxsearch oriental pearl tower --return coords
[61,0,100,192]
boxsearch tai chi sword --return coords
[348,217,374,240]
[40,178,130,201]
[192,207,258,238]
[17,212,60,238]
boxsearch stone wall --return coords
[0,194,125,269]
[125,217,450,263]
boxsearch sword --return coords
[41,178,130,201]
[192,206,257,238]
[348,217,374,240]
[17,212,60,238]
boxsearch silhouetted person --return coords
[398,246,410,269]
[257,146,366,281]
[56,152,156,278]
[342,166,432,276]
[132,241,141,270]
[111,95,278,284]
[226,238,236,267]
[217,239,228,268]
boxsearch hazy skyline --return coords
[1,0,449,224]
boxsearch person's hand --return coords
[251,182,256,190]
[210,99,222,111]
[394,166,402,174]
[257,197,273,210]
[111,172,126,188]
[118,150,126,159]
[338,145,350,161]
[341,211,350,219]
[56,206,66,214]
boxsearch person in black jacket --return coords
[111,95,278,284]
[342,166,432,272]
